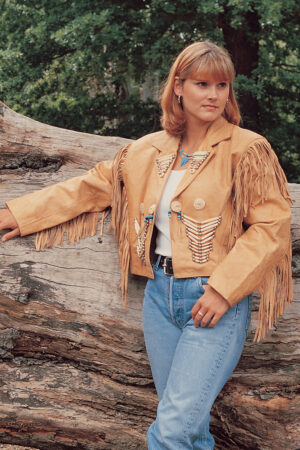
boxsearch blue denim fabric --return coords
[143,257,252,450]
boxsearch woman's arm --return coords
[4,159,114,238]
[0,142,130,250]
[207,139,291,303]
[189,137,292,336]
[206,138,292,340]
[0,159,113,242]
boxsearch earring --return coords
[178,95,181,105]
[226,98,230,104]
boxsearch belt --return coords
[158,255,174,276]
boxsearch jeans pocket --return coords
[196,276,209,289]
[193,277,209,303]
[196,277,205,296]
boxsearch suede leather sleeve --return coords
[6,159,113,236]
[207,187,291,306]
[207,139,292,306]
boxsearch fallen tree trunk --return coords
[0,101,299,450]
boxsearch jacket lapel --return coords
[149,117,233,204]
[152,133,179,186]
[173,143,215,198]
[173,117,234,197]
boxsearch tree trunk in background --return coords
[0,102,299,450]
[220,8,261,132]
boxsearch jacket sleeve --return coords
[6,158,114,237]
[207,138,292,341]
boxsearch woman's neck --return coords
[182,122,211,153]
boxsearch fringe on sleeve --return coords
[35,210,110,251]
[228,139,293,342]
[111,144,131,307]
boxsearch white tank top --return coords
[155,170,186,257]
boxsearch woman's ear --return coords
[174,77,183,97]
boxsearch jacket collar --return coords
[151,116,233,154]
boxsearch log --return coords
[0,101,299,450]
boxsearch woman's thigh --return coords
[143,269,182,400]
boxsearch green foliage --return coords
[0,0,299,181]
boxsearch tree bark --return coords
[0,101,299,450]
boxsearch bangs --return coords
[182,52,234,82]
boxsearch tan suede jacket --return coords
[7,117,292,341]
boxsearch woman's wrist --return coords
[205,284,230,307]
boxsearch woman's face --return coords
[174,74,230,127]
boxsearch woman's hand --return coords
[0,208,20,242]
[192,284,230,328]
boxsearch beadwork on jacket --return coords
[189,151,210,173]
[156,154,176,177]
[181,214,222,263]
[135,213,154,264]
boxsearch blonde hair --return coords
[160,41,241,136]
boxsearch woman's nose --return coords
[207,85,217,99]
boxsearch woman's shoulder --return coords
[228,124,274,164]
[231,124,268,148]
[228,124,285,182]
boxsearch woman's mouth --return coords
[202,105,218,110]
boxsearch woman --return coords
[0,42,292,448]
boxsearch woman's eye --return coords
[218,82,228,88]
[196,81,207,86]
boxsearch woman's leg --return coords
[146,274,252,450]
[143,261,182,400]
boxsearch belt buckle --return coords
[162,257,173,276]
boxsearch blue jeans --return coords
[143,257,252,450]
